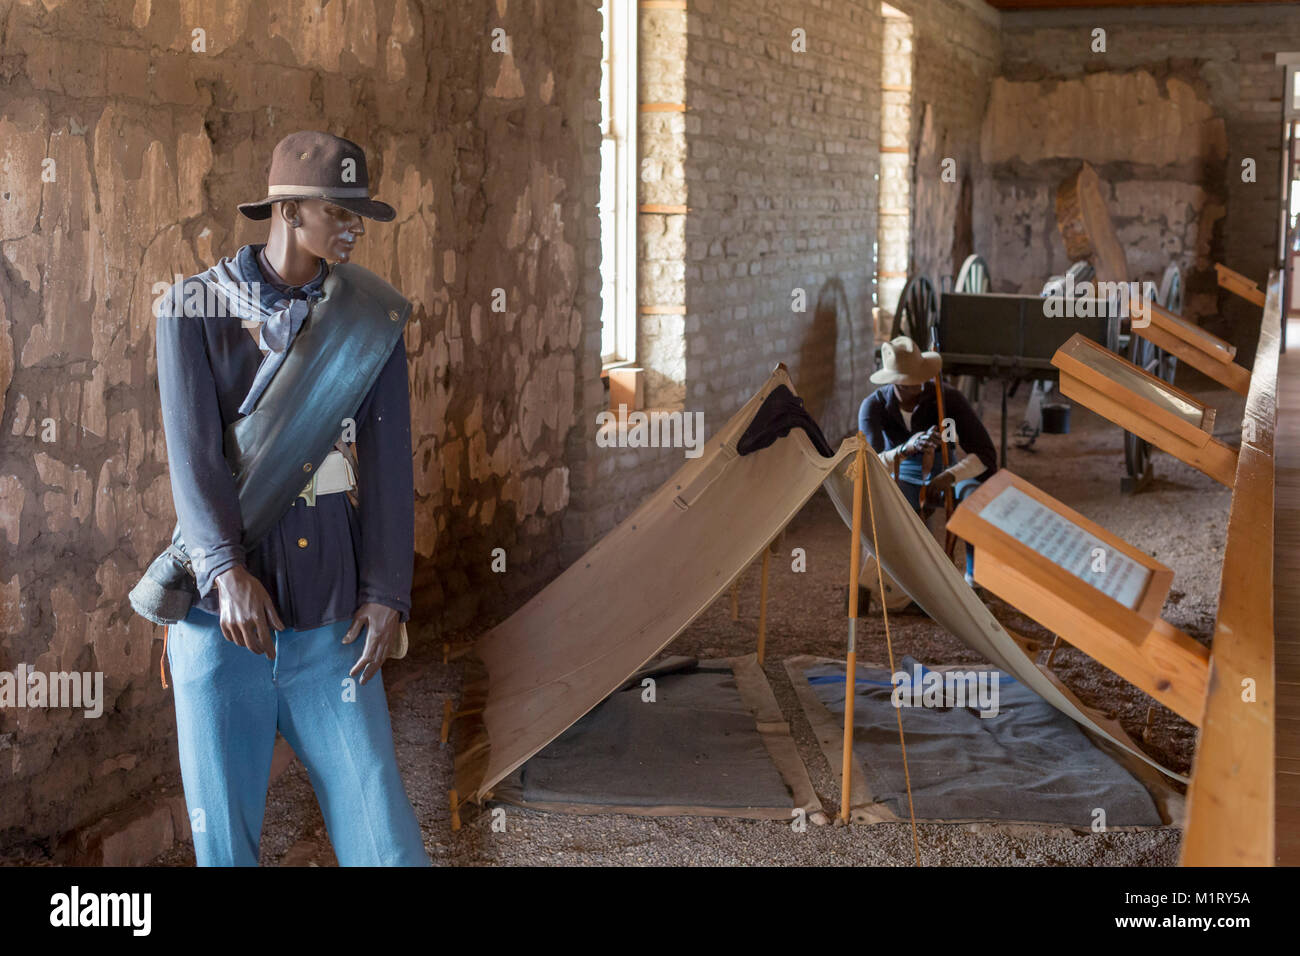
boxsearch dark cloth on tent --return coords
[516,665,792,809]
[803,656,1161,826]
[737,384,836,458]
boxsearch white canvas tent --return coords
[454,366,1180,811]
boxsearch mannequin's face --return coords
[895,382,923,408]
[278,199,366,263]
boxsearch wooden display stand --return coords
[1130,294,1251,397]
[1051,333,1238,487]
[1215,263,1267,308]
[953,276,1284,866]
[947,470,1209,723]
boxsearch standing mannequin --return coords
[154,131,429,866]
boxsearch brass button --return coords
[302,462,312,473]
[388,309,399,322]
[297,537,309,549]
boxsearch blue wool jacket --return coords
[858,381,998,483]
[154,243,413,629]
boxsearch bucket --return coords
[1041,402,1071,434]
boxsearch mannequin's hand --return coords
[900,426,940,459]
[927,467,958,497]
[920,467,959,521]
[344,602,400,685]
[214,565,285,660]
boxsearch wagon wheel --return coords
[1158,261,1183,315]
[954,254,990,294]
[1123,335,1160,481]
[1122,337,1178,479]
[890,274,938,348]
[1153,261,1180,383]
[1041,259,1094,297]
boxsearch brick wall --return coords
[888,0,1001,294]
[678,0,881,441]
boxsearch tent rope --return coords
[864,447,923,866]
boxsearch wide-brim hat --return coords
[871,335,942,385]
[238,130,396,222]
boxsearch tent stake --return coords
[440,698,484,745]
[1046,634,1063,667]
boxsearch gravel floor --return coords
[151,373,1238,867]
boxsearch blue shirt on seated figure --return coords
[858,380,998,488]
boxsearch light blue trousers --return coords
[167,605,430,867]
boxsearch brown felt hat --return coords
[238,130,396,222]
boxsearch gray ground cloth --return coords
[802,657,1162,827]
[507,661,793,810]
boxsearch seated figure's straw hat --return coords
[870,336,942,385]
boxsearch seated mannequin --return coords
[859,336,998,584]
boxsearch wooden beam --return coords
[1181,273,1282,867]
[1057,162,1129,286]
[987,0,1281,8]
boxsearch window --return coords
[1275,54,1300,260]
[599,0,638,365]
[877,3,913,331]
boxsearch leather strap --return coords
[225,263,409,546]
[167,263,409,563]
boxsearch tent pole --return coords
[1046,634,1063,667]
[757,542,773,666]
[840,437,867,824]
[864,437,924,865]
[930,373,958,557]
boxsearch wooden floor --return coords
[1276,316,1300,866]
